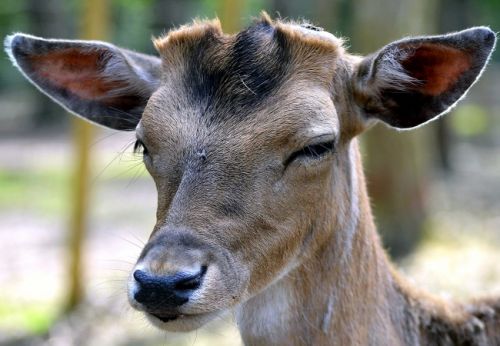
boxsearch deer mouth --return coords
[150,313,179,323]
[145,310,222,331]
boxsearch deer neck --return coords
[236,140,408,345]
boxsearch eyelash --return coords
[284,140,336,166]
[133,140,148,156]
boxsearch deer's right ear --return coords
[4,33,162,130]
[352,27,496,130]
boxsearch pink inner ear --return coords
[402,43,472,96]
[29,48,123,100]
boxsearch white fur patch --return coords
[236,279,291,343]
[322,294,336,334]
[347,144,360,251]
[337,142,359,265]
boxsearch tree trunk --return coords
[64,0,109,313]
[351,0,438,258]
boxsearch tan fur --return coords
[154,18,223,54]
[6,17,496,344]
[132,15,499,345]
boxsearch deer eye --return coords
[133,139,149,156]
[284,140,336,167]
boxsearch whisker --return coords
[92,139,137,183]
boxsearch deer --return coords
[4,13,499,345]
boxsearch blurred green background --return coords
[1,0,500,345]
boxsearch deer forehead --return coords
[139,17,343,151]
[140,84,338,156]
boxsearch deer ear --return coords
[4,33,162,130]
[353,27,496,129]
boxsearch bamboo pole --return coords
[65,0,109,312]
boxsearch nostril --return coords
[174,265,208,291]
[133,270,148,285]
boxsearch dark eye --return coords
[285,140,335,166]
[133,139,149,156]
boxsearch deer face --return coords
[127,21,346,330]
[131,87,341,330]
[5,14,495,332]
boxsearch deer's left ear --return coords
[4,33,162,130]
[353,27,496,129]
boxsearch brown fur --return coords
[143,16,498,345]
[6,13,498,345]
[134,16,499,345]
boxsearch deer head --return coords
[5,14,495,335]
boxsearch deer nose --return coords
[133,266,207,309]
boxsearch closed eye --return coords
[284,140,335,167]
[133,139,149,156]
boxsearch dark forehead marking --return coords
[183,20,291,123]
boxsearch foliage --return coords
[452,104,489,138]
[0,299,58,335]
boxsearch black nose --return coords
[133,266,207,308]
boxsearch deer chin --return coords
[145,310,223,332]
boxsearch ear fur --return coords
[353,27,496,129]
[4,33,162,130]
